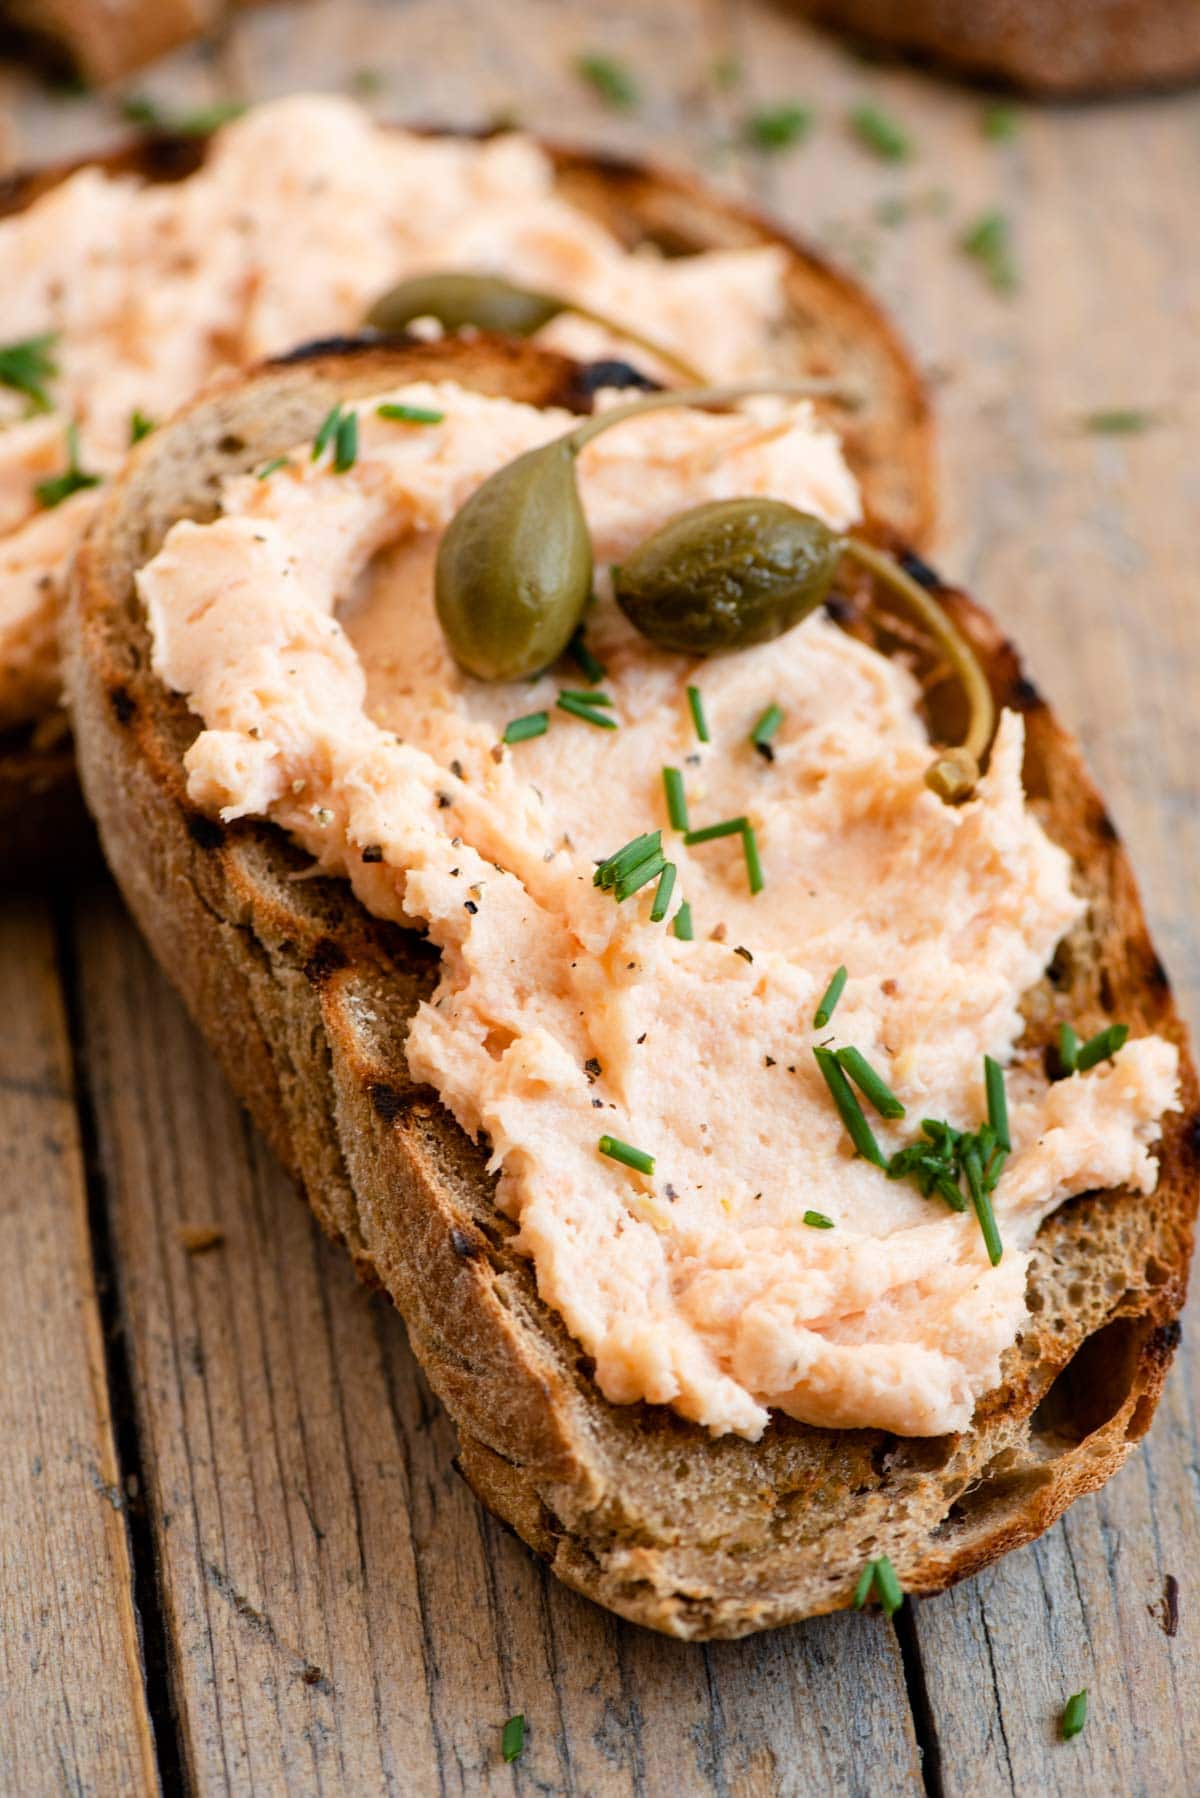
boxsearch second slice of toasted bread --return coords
[0,124,933,877]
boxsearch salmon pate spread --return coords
[139,381,1180,1440]
[1,93,788,730]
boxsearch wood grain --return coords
[0,896,156,1797]
[74,882,923,1797]
[0,0,1197,1790]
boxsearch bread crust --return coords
[64,336,1197,1637]
[1,0,220,86]
[797,0,1200,96]
[0,123,932,875]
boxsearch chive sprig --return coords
[599,1134,655,1176]
[813,1047,886,1168]
[835,1047,904,1120]
[813,965,847,1028]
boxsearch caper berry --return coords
[365,270,706,383]
[435,438,592,681]
[433,379,994,802]
[433,382,848,684]
[366,272,562,339]
[613,498,845,655]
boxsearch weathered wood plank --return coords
[722,14,1200,1791]
[3,0,1197,1788]
[0,896,157,1797]
[74,879,924,1795]
[894,89,1200,1798]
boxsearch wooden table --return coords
[1,4,1197,1792]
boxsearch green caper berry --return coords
[613,498,845,655]
[432,383,852,685]
[366,271,563,339]
[365,270,706,382]
[435,438,593,681]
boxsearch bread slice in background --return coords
[1,0,223,85]
[0,125,933,878]
[64,335,1197,1637]
[797,0,1200,96]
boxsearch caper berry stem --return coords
[564,379,860,456]
[841,536,996,803]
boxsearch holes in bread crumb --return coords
[1030,1314,1146,1445]
[1144,1257,1170,1288]
[933,1459,1053,1541]
[887,1434,956,1476]
[1125,1391,1158,1442]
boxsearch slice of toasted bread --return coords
[64,336,1197,1638]
[797,0,1200,96]
[2,0,222,85]
[0,123,932,878]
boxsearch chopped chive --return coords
[982,103,1020,141]
[814,1047,886,1168]
[599,1134,655,1176]
[687,684,710,743]
[129,408,155,444]
[662,766,689,832]
[503,711,549,745]
[1059,1022,1080,1074]
[935,1174,967,1213]
[1061,1690,1087,1742]
[595,831,661,888]
[615,851,666,902]
[803,1209,834,1229]
[684,815,747,846]
[1083,408,1155,435]
[751,703,784,752]
[569,628,606,684]
[984,1054,1010,1151]
[743,104,813,152]
[961,209,1018,293]
[741,824,764,895]
[557,693,618,729]
[576,52,640,111]
[349,66,387,97]
[312,402,342,460]
[872,1555,905,1617]
[851,1560,876,1609]
[962,1142,1003,1265]
[333,408,358,472]
[0,331,59,412]
[256,455,289,480]
[649,862,677,922]
[1077,1023,1129,1071]
[501,1713,526,1762]
[558,688,613,706]
[313,403,342,459]
[673,901,694,941]
[850,103,911,162]
[835,1047,905,1120]
[34,423,101,509]
[813,965,848,1029]
[120,95,244,135]
[376,401,445,424]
